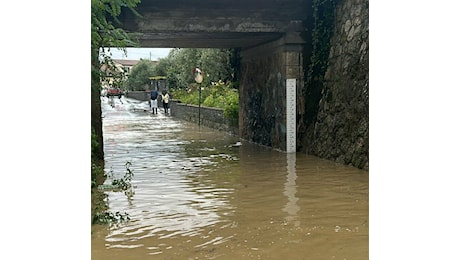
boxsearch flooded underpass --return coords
[91,96,369,259]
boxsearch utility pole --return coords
[193,68,204,126]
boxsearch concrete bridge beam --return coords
[118,0,312,49]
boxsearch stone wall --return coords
[125,91,150,101]
[308,0,369,169]
[239,35,304,152]
[170,101,238,135]
[239,50,286,150]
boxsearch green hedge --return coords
[172,81,239,123]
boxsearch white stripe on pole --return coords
[286,79,296,153]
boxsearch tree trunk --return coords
[92,50,104,164]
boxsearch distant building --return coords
[113,59,158,76]
[100,59,158,91]
[113,59,137,76]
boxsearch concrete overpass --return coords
[118,0,312,49]
[117,0,313,153]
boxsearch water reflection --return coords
[283,153,300,226]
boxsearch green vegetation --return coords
[92,162,134,225]
[91,0,140,226]
[308,0,338,77]
[92,211,131,225]
[152,48,237,90]
[171,80,239,123]
[302,0,339,125]
[92,131,134,225]
[108,162,134,191]
[92,0,141,96]
[126,59,156,90]
[149,48,240,123]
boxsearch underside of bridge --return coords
[118,0,313,153]
[119,0,311,49]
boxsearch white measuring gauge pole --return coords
[286,79,296,153]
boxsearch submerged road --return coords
[92,95,369,259]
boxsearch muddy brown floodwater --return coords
[91,97,368,259]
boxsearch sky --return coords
[103,47,173,61]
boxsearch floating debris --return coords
[228,141,242,147]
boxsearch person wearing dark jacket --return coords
[150,89,159,114]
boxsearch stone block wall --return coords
[238,34,304,152]
[309,0,369,169]
[239,49,287,151]
[125,91,150,101]
[170,101,238,135]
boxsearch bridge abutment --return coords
[239,33,304,152]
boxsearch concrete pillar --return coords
[239,32,304,152]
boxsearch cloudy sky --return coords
[103,47,172,61]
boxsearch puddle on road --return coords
[92,97,368,259]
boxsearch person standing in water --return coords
[161,90,170,114]
[150,89,159,114]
